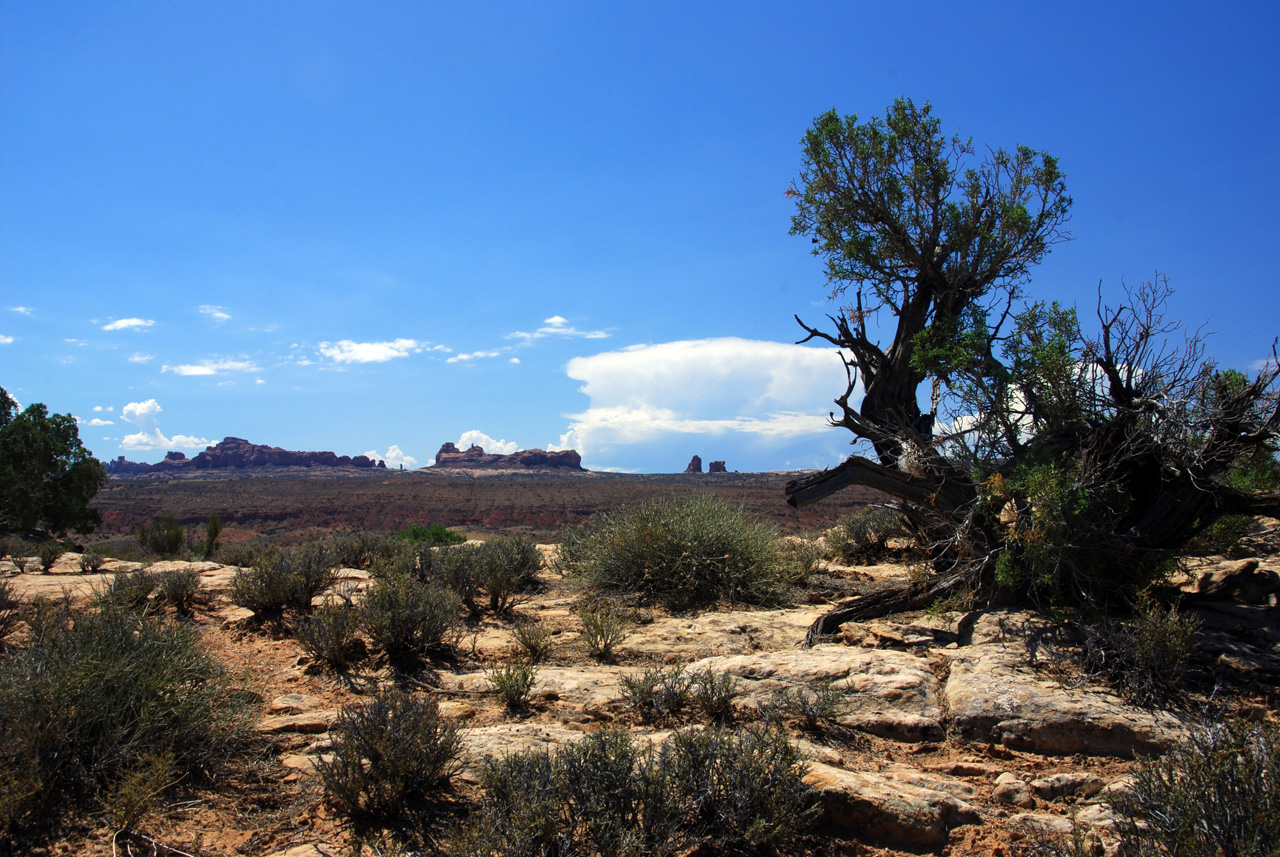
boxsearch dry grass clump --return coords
[823,505,908,565]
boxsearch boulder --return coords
[805,762,982,846]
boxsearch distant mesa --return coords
[106,437,385,477]
[432,442,584,471]
[684,455,727,474]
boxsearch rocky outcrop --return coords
[106,437,381,476]
[685,455,703,473]
[431,443,585,471]
[708,460,727,473]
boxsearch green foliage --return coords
[136,515,186,558]
[578,601,631,660]
[35,542,64,573]
[1109,717,1280,856]
[316,687,462,822]
[333,531,403,570]
[0,388,107,536]
[488,659,539,712]
[1080,593,1202,706]
[768,680,849,731]
[227,544,336,616]
[690,669,739,725]
[0,601,252,833]
[456,726,814,856]
[509,619,556,663]
[295,596,361,672]
[0,580,20,645]
[434,544,483,616]
[77,550,105,573]
[479,535,542,614]
[360,575,461,660]
[558,495,789,611]
[824,505,909,564]
[396,522,466,546]
[201,512,223,559]
[622,663,695,724]
[154,567,203,614]
[98,567,160,609]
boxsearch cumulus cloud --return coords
[446,350,501,364]
[200,305,231,322]
[547,338,851,460]
[162,358,260,376]
[120,399,210,451]
[0,335,12,345]
[509,315,609,344]
[102,318,154,331]
[318,338,424,364]
[457,430,519,455]
[362,445,419,469]
[86,418,114,426]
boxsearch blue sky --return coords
[2,2,1277,473]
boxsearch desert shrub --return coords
[77,550,105,573]
[1079,593,1201,706]
[824,505,908,564]
[97,567,159,609]
[578,601,632,660]
[286,542,337,611]
[434,544,483,616]
[622,663,695,724]
[216,541,264,569]
[558,495,789,611]
[317,687,462,822]
[360,576,461,660]
[199,512,223,559]
[295,596,361,672]
[510,619,556,663]
[768,680,848,731]
[154,567,203,614]
[690,669,738,725]
[136,514,186,558]
[368,544,417,580]
[0,580,20,645]
[1009,824,1101,857]
[479,536,542,614]
[0,601,252,833]
[332,532,401,570]
[22,595,71,647]
[35,542,65,573]
[396,522,466,546]
[102,749,179,832]
[776,536,823,585]
[488,659,539,712]
[1108,717,1280,857]
[228,545,336,616]
[457,725,813,856]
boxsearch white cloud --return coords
[102,318,154,331]
[547,338,852,459]
[457,430,519,455]
[120,399,209,451]
[446,350,501,363]
[11,307,32,315]
[509,357,520,364]
[87,418,114,426]
[162,358,260,376]
[200,305,231,322]
[128,352,154,363]
[362,444,419,468]
[0,335,12,345]
[318,338,424,364]
[509,315,609,344]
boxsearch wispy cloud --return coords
[0,335,13,345]
[11,307,32,315]
[120,399,210,451]
[162,358,260,376]
[509,315,609,344]
[102,318,154,331]
[446,350,501,364]
[199,305,231,322]
[128,352,154,363]
[318,338,425,364]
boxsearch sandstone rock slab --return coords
[805,762,982,846]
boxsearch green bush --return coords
[396,522,466,546]
[0,601,252,833]
[479,536,542,614]
[36,542,64,573]
[227,545,336,616]
[295,596,362,672]
[216,541,264,569]
[435,544,483,616]
[360,576,461,660]
[558,495,790,611]
[22,595,71,648]
[768,680,849,731]
[824,505,908,564]
[77,550,105,573]
[622,663,694,724]
[136,514,186,559]
[510,619,556,663]
[0,580,20,645]
[488,659,539,712]
[317,687,462,822]
[97,567,159,609]
[690,669,738,725]
[154,567,203,614]
[1079,593,1201,706]
[456,725,813,856]
[333,532,402,570]
[578,602,632,660]
[1109,717,1280,856]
